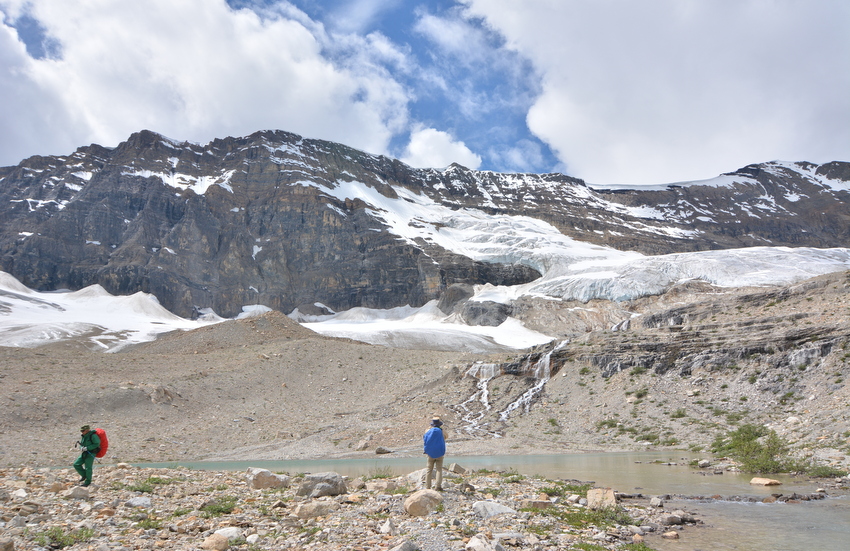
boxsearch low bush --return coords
[711,424,791,473]
[32,527,95,549]
[200,496,238,517]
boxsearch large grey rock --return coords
[389,541,419,551]
[246,468,290,489]
[296,472,347,497]
[472,500,517,519]
[460,301,512,326]
[437,284,474,314]
[126,496,152,508]
[214,527,243,541]
[66,487,90,500]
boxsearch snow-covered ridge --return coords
[0,272,222,352]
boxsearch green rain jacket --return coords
[79,430,101,456]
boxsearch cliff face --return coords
[0,129,847,317]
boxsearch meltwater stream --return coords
[456,348,560,437]
[139,452,850,551]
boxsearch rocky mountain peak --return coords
[0,129,847,318]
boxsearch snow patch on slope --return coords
[0,273,222,352]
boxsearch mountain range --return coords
[1,129,848,326]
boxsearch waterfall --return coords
[454,362,501,437]
[497,351,552,421]
[453,343,564,436]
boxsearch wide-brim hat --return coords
[80,425,91,431]
[430,417,443,427]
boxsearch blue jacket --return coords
[423,427,445,458]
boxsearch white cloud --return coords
[0,0,410,164]
[463,0,850,184]
[327,0,403,34]
[413,9,490,63]
[401,126,482,169]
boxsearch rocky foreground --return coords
[2,461,847,551]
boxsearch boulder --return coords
[750,477,782,486]
[466,534,500,551]
[460,301,512,326]
[294,500,339,518]
[380,518,397,535]
[214,527,243,541]
[437,283,474,314]
[389,541,419,551]
[448,463,467,474]
[126,496,152,508]
[200,533,229,551]
[403,489,443,516]
[520,499,552,509]
[586,488,617,510]
[366,479,398,493]
[661,514,683,525]
[375,447,393,454]
[246,468,290,489]
[296,472,347,497]
[67,487,90,500]
[0,538,13,551]
[472,500,517,519]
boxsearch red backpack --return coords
[94,428,109,458]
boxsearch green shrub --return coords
[137,517,163,530]
[622,543,656,551]
[805,464,848,478]
[538,505,634,527]
[670,408,687,419]
[33,527,95,549]
[541,481,592,498]
[200,496,238,517]
[365,466,394,480]
[574,543,608,551]
[711,424,792,473]
[595,419,617,430]
[128,482,154,493]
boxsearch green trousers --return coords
[73,451,95,485]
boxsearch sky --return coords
[0,1,848,184]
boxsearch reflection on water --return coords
[652,497,850,551]
[137,452,850,551]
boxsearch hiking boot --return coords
[81,482,91,487]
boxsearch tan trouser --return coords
[426,455,443,490]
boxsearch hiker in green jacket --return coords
[73,425,100,487]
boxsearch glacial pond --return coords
[139,451,850,551]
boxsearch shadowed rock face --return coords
[0,129,847,317]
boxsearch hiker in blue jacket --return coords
[423,416,446,491]
[73,425,100,487]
